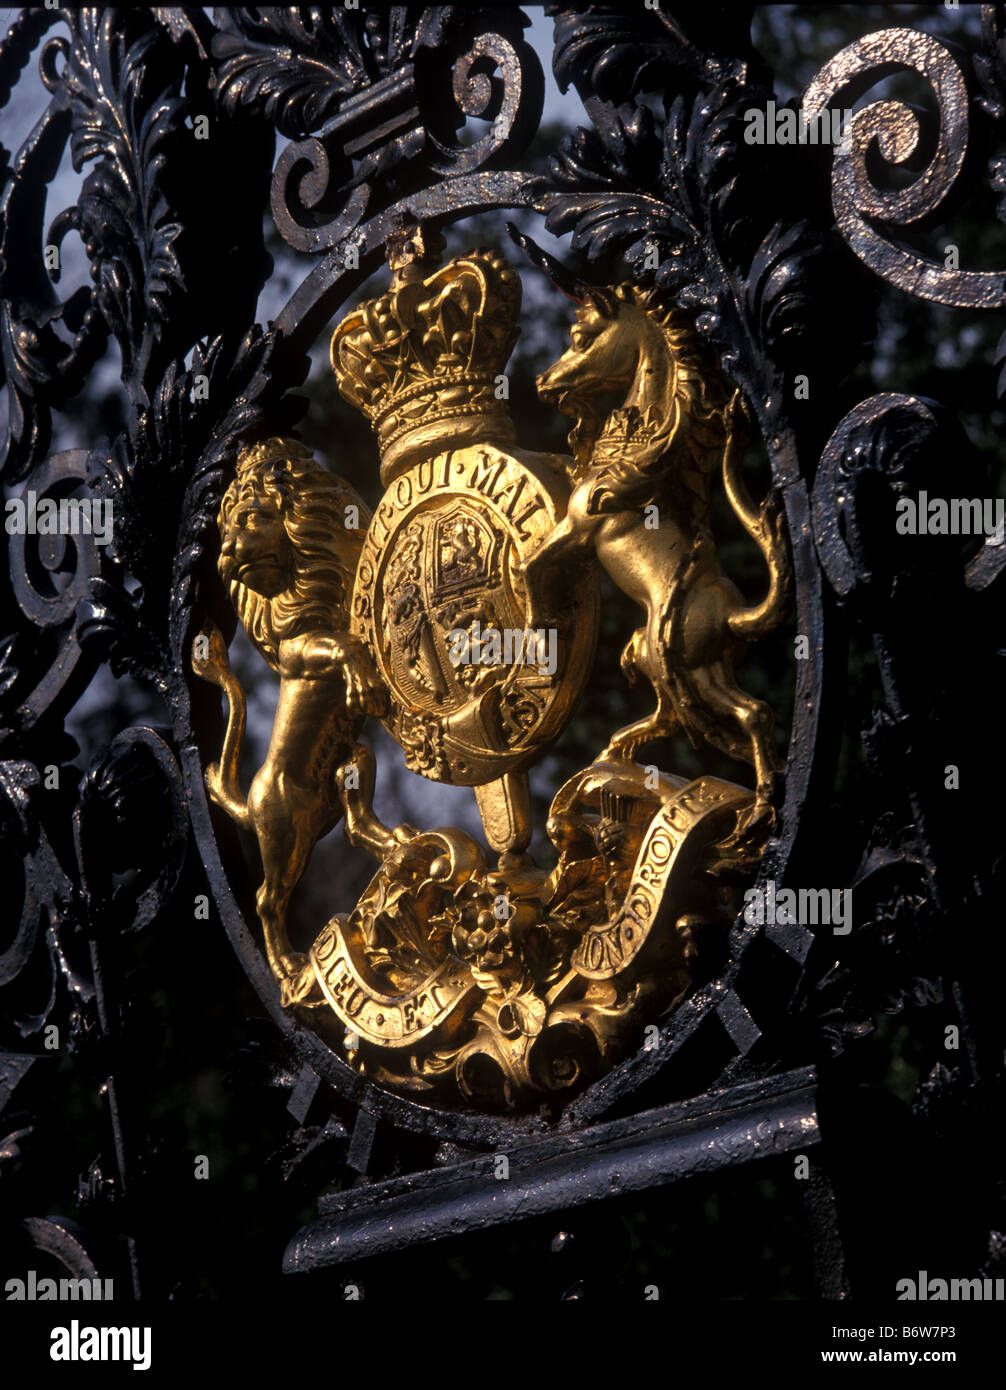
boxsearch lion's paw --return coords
[278,954,321,1008]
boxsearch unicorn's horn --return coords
[505,223,589,304]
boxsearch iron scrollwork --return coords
[1,4,1003,1300]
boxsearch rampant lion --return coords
[192,438,386,1002]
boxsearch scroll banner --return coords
[572,776,753,980]
[310,922,479,1047]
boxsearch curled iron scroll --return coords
[803,27,1006,307]
[811,392,982,601]
[424,26,544,177]
[270,17,543,253]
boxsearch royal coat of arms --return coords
[192,222,790,1110]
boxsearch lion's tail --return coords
[191,623,251,830]
[723,409,792,641]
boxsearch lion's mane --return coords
[218,438,369,672]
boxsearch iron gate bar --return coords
[284,1066,820,1271]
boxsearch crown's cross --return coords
[386,216,447,286]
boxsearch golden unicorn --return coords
[192,438,386,1000]
[525,275,790,827]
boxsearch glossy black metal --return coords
[1,4,1003,1300]
[285,1067,822,1272]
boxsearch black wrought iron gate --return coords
[1,3,1004,1318]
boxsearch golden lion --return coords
[192,438,386,1002]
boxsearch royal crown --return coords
[330,229,522,484]
[593,405,661,460]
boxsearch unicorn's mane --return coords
[586,286,731,532]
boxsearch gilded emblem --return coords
[192,221,790,1109]
[333,243,599,851]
